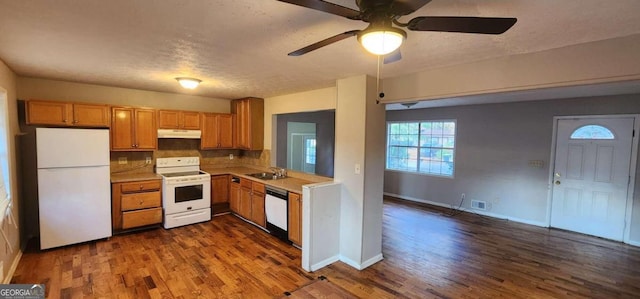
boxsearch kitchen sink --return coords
[246,172,287,180]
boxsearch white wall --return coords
[381,34,640,104]
[335,75,384,268]
[264,87,336,149]
[384,95,640,243]
[264,87,336,167]
[17,77,231,113]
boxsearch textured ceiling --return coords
[0,0,639,100]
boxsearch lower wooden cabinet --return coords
[230,177,266,228]
[211,175,230,215]
[122,208,162,229]
[239,179,253,220]
[288,192,302,247]
[250,182,265,227]
[230,178,241,213]
[112,179,162,232]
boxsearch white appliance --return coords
[156,157,211,229]
[36,128,112,250]
[265,185,289,242]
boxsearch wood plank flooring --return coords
[12,196,640,298]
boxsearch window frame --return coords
[0,90,11,223]
[385,119,457,178]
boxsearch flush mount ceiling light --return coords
[357,26,406,55]
[175,77,201,89]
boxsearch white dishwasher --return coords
[265,186,290,243]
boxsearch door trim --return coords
[546,114,639,243]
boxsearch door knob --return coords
[555,181,561,185]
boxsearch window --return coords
[0,91,10,216]
[386,120,456,177]
[570,125,615,140]
[305,138,316,165]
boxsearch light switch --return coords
[355,164,361,174]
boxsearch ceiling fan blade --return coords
[389,0,432,16]
[288,30,360,56]
[277,0,362,20]
[407,16,517,34]
[384,49,402,64]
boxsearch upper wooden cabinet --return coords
[158,110,201,130]
[231,97,264,150]
[201,113,233,149]
[111,107,157,151]
[26,100,110,127]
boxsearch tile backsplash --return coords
[110,139,270,174]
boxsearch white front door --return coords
[551,117,635,241]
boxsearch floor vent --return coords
[471,200,487,210]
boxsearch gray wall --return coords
[385,94,640,242]
[276,110,335,177]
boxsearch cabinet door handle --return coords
[73,120,79,124]
[139,200,144,205]
[139,185,144,190]
[62,119,67,123]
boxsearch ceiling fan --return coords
[278,0,517,61]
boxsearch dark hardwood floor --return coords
[12,196,640,298]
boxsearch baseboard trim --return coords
[360,253,384,269]
[339,253,383,270]
[310,255,340,272]
[4,249,23,284]
[626,240,640,247]
[384,192,547,228]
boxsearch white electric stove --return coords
[156,157,211,229]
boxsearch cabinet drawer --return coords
[252,182,265,194]
[121,191,161,211]
[121,180,161,193]
[122,207,162,229]
[240,178,252,189]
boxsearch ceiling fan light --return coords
[175,77,201,89]
[358,27,406,55]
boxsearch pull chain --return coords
[376,55,384,104]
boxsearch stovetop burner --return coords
[161,171,206,178]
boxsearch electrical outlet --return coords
[118,157,127,165]
[471,200,487,210]
[145,157,152,165]
[354,164,361,174]
[229,154,234,160]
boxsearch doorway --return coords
[287,122,316,173]
[550,116,638,241]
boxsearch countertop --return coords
[202,166,314,194]
[111,166,327,194]
[110,173,163,183]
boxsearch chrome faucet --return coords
[269,167,287,178]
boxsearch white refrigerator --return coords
[36,128,111,250]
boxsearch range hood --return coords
[157,129,201,139]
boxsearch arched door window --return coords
[570,125,615,140]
